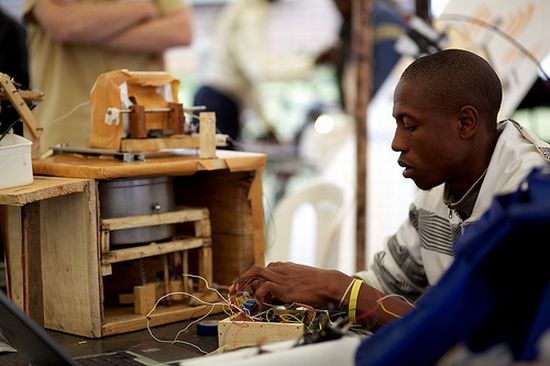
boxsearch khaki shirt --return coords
[23,0,186,153]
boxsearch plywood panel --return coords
[174,171,259,285]
[0,176,90,206]
[218,317,304,350]
[1,206,24,307]
[40,181,102,337]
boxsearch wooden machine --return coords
[0,72,44,158]
[88,70,227,159]
[0,71,267,339]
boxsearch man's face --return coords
[391,79,463,190]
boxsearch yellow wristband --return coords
[348,279,363,324]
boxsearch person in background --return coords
[23,0,193,153]
[0,8,29,136]
[193,0,313,145]
[230,49,550,329]
[315,0,406,112]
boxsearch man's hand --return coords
[229,262,353,309]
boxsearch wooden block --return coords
[134,284,157,315]
[194,218,211,237]
[218,317,304,350]
[101,264,112,276]
[167,102,183,135]
[100,230,110,254]
[199,112,216,159]
[129,105,147,139]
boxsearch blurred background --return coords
[1,0,549,278]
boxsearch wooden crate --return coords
[3,152,266,338]
[218,317,304,350]
[98,205,219,336]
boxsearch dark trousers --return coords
[193,85,240,142]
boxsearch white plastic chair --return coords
[265,181,345,268]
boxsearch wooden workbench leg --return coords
[21,202,44,325]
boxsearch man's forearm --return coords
[104,9,192,53]
[354,283,414,330]
[32,0,159,44]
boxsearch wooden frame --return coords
[1,152,266,337]
[218,317,304,350]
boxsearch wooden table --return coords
[0,150,266,337]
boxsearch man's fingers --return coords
[254,281,289,305]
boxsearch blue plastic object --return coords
[356,165,550,365]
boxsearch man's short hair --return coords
[400,49,503,127]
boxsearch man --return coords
[0,9,29,136]
[230,49,550,329]
[23,0,192,153]
[193,0,312,144]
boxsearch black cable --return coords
[439,13,549,81]
[0,117,21,143]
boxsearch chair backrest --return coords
[266,181,344,268]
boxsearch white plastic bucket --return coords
[0,133,33,189]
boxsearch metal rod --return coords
[114,105,207,114]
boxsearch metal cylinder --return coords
[99,176,175,246]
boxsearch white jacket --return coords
[357,120,550,300]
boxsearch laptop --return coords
[0,290,179,365]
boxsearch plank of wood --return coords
[101,238,209,264]
[102,296,224,336]
[120,134,228,152]
[182,251,190,292]
[218,317,304,350]
[22,202,43,325]
[0,176,90,206]
[1,206,24,307]
[101,207,208,231]
[199,112,216,159]
[198,246,213,292]
[40,181,102,338]
[121,135,200,151]
[32,151,265,179]
[173,171,261,285]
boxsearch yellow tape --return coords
[348,279,363,324]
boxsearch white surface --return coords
[436,0,550,119]
[266,181,344,269]
[178,336,361,366]
[0,134,33,189]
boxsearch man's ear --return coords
[458,105,479,139]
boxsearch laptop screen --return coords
[0,290,77,366]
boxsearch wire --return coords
[377,293,416,308]
[439,13,549,81]
[378,302,402,319]
[0,118,21,143]
[145,273,246,354]
[48,100,90,124]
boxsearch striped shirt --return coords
[357,120,550,302]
